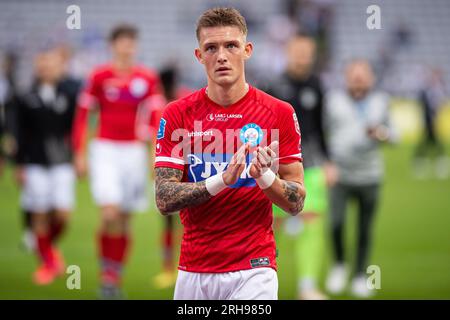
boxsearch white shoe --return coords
[298,278,328,300]
[299,288,328,300]
[326,264,348,294]
[351,275,374,298]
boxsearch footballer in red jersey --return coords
[155,8,306,300]
[72,24,165,298]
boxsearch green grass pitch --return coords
[0,144,449,299]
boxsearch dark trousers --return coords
[329,183,380,274]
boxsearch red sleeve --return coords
[144,71,164,99]
[72,70,100,153]
[154,101,185,171]
[276,102,302,164]
[147,75,166,139]
[136,73,167,142]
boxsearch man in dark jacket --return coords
[10,46,80,285]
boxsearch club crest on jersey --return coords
[240,123,263,147]
[157,118,166,140]
[129,77,148,98]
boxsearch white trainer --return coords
[298,278,328,300]
[325,263,348,294]
[351,275,374,298]
[299,288,328,300]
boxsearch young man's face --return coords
[195,26,252,87]
[111,36,137,62]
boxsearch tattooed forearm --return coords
[282,181,305,215]
[155,167,213,215]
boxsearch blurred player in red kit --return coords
[72,24,165,298]
[155,8,306,300]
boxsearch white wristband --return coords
[205,173,227,196]
[255,169,276,190]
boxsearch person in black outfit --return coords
[266,34,333,300]
[413,68,449,179]
[10,46,80,285]
[0,51,37,250]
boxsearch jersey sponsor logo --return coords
[250,257,270,268]
[187,130,214,137]
[157,118,167,140]
[187,153,256,188]
[293,113,301,135]
[206,113,243,122]
[129,77,148,98]
[240,123,263,147]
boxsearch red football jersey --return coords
[73,64,165,151]
[155,85,302,273]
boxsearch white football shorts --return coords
[89,139,149,212]
[174,267,278,300]
[21,163,75,213]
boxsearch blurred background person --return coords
[266,33,330,300]
[324,60,397,298]
[72,24,165,299]
[256,0,333,87]
[4,46,77,254]
[0,52,18,178]
[0,51,34,250]
[0,86,4,177]
[9,45,80,285]
[413,67,449,179]
[152,65,191,290]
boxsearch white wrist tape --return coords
[255,169,276,190]
[205,173,227,196]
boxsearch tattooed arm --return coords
[260,161,306,216]
[248,142,306,216]
[155,167,212,215]
[155,143,249,215]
